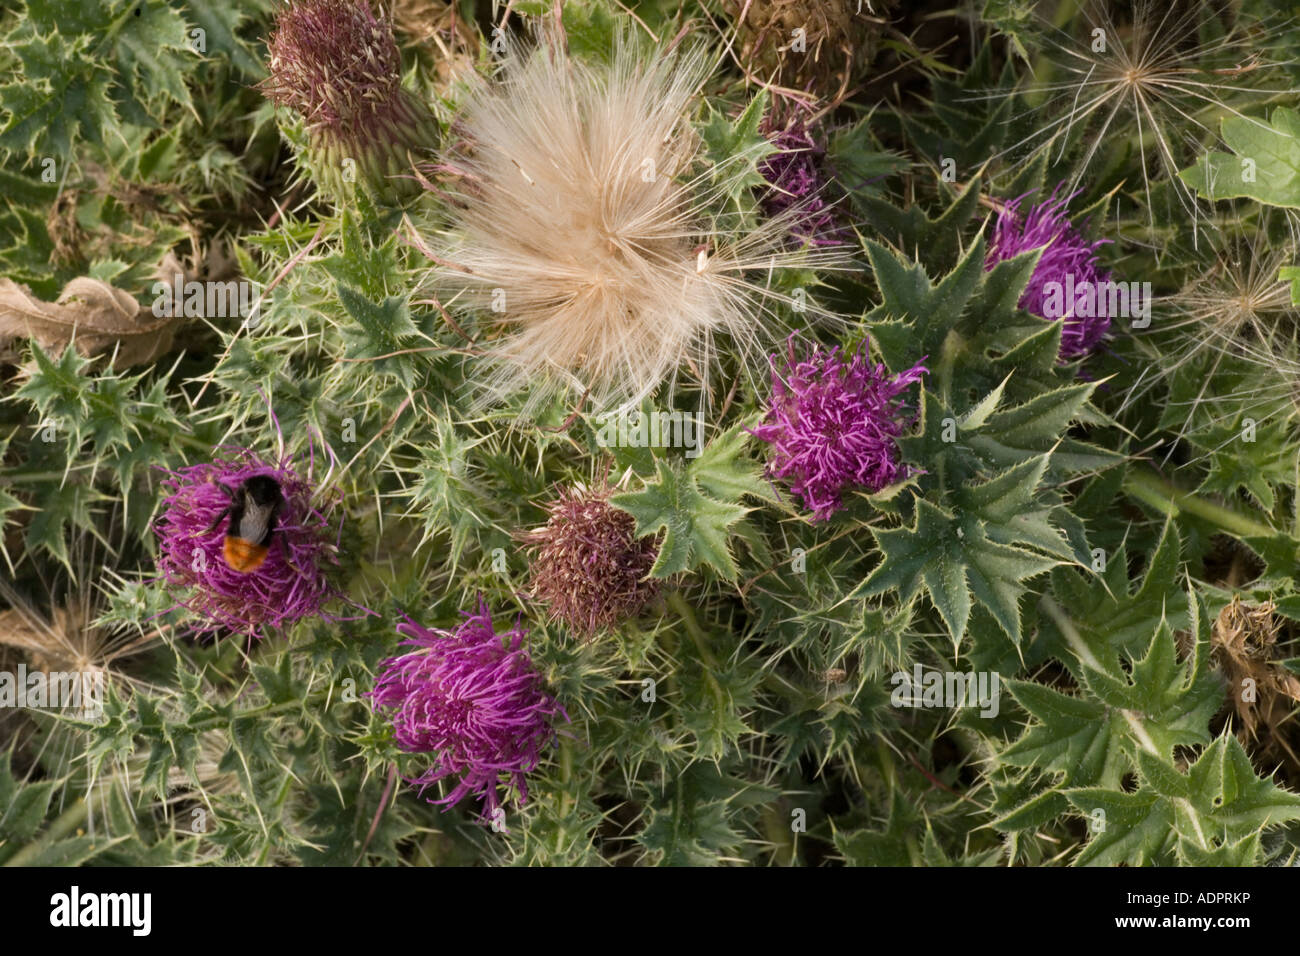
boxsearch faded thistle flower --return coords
[427,26,849,412]
[522,482,660,639]
[751,338,927,522]
[154,448,340,635]
[369,599,567,815]
[723,0,894,101]
[985,184,1112,360]
[759,114,845,247]
[260,0,438,202]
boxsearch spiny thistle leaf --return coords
[611,424,762,580]
[854,498,1058,645]
[1067,735,1300,866]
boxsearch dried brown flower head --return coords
[522,481,661,639]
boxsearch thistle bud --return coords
[260,0,438,203]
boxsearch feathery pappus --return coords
[422,25,853,413]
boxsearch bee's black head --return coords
[241,475,284,506]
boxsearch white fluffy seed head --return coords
[424,28,852,413]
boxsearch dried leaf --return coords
[1212,597,1300,753]
[0,276,180,368]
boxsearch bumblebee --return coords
[206,476,285,573]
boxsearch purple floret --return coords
[369,599,568,816]
[759,116,845,247]
[985,183,1113,359]
[154,447,340,635]
[751,337,927,522]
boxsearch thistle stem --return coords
[666,589,726,710]
[1123,467,1276,540]
[666,590,718,670]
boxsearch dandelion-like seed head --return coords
[154,448,339,635]
[985,184,1112,360]
[982,1,1287,234]
[426,28,850,412]
[522,482,660,639]
[751,337,927,521]
[1121,220,1300,436]
[369,599,566,815]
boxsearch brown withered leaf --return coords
[1212,597,1300,762]
[0,275,180,369]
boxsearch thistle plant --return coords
[4,0,1300,875]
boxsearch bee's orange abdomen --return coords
[224,536,270,573]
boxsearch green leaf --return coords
[1074,621,1222,760]
[0,30,114,156]
[1178,107,1300,209]
[612,459,749,580]
[1068,736,1300,866]
[111,0,194,123]
[958,454,1074,560]
[827,117,908,201]
[689,423,767,501]
[854,499,1058,644]
[337,285,417,363]
[1280,265,1300,307]
[1192,413,1293,512]
[184,0,263,78]
[699,90,773,213]
[1064,788,1175,866]
[865,233,986,375]
[1041,523,1188,670]
[994,600,1224,841]
[1176,830,1262,867]
[0,777,55,843]
[561,0,619,61]
[966,382,1101,471]
[611,426,762,579]
[0,0,199,155]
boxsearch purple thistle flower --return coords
[751,337,927,522]
[985,183,1113,360]
[758,115,845,247]
[522,482,660,639]
[369,600,567,816]
[259,0,437,201]
[154,447,340,635]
